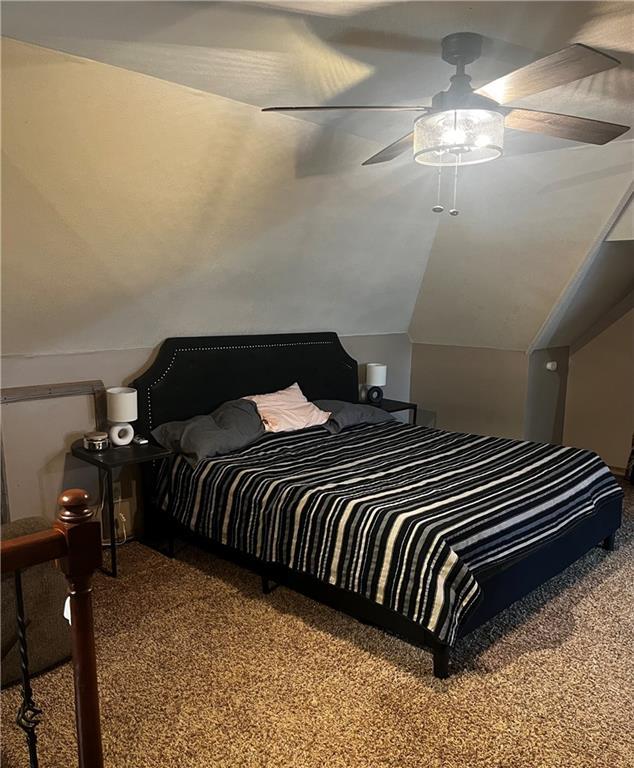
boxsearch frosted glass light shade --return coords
[366,363,387,387]
[414,109,504,166]
[107,387,138,423]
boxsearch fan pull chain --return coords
[449,156,460,216]
[432,166,444,213]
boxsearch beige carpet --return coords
[2,483,633,768]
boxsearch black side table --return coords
[379,398,418,425]
[71,439,172,577]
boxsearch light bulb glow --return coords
[414,109,504,166]
[441,128,466,145]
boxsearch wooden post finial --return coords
[57,489,93,523]
[54,487,104,767]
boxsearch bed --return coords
[133,332,623,678]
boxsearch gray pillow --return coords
[152,399,265,464]
[314,400,394,434]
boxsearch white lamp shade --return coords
[107,387,138,423]
[366,363,387,387]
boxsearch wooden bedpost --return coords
[54,489,104,768]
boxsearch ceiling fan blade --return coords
[476,44,620,104]
[362,132,413,166]
[505,108,630,145]
[262,105,430,112]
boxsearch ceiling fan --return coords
[262,32,630,169]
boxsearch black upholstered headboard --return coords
[133,332,358,437]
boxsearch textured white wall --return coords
[2,39,435,355]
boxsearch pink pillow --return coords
[245,383,330,433]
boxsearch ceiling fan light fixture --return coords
[413,109,504,166]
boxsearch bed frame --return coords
[133,332,622,678]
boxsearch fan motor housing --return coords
[441,32,483,66]
[431,88,500,112]
[435,33,500,111]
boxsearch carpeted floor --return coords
[2,483,633,768]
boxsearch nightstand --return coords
[71,439,172,577]
[379,398,418,425]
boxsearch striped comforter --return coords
[159,422,622,644]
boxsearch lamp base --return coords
[109,422,135,446]
[365,386,384,406]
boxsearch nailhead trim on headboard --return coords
[146,340,336,429]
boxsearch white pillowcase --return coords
[244,383,330,433]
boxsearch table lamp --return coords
[365,363,387,405]
[107,387,138,446]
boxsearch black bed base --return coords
[132,332,623,678]
[160,496,621,679]
[457,499,621,637]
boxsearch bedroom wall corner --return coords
[524,347,570,444]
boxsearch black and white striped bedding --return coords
[158,421,621,644]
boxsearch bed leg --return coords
[261,575,277,594]
[433,645,450,679]
[602,532,616,551]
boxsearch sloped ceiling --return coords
[543,239,634,348]
[2,1,633,355]
[607,194,634,240]
[409,144,632,349]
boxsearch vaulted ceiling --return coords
[2,1,632,355]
